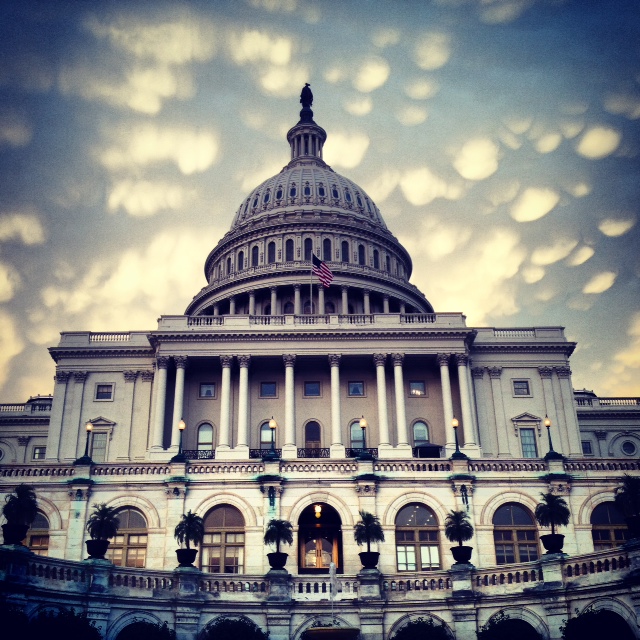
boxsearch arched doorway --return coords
[298,503,343,574]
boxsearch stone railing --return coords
[563,459,640,472]
[473,564,544,589]
[186,462,265,474]
[576,396,640,408]
[291,576,359,599]
[89,333,131,342]
[467,460,548,472]
[0,464,75,478]
[91,463,172,476]
[0,402,52,413]
[382,572,452,593]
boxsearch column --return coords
[118,370,137,460]
[137,370,154,458]
[341,286,348,314]
[472,367,495,455]
[595,430,608,457]
[383,295,390,314]
[456,354,477,450]
[229,296,236,315]
[489,367,510,457]
[65,371,87,460]
[373,354,390,447]
[328,355,344,457]
[249,290,256,315]
[213,304,219,316]
[467,361,481,447]
[399,302,406,314]
[270,287,277,315]
[363,289,371,315]
[556,366,582,455]
[539,366,560,455]
[283,355,296,458]
[392,354,411,454]
[46,371,71,461]
[170,356,187,450]
[236,356,250,448]
[438,353,455,450]
[218,356,232,449]
[294,284,301,315]
[150,357,169,451]
[318,286,325,314]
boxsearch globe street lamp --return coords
[357,415,373,460]
[74,421,94,465]
[543,415,563,461]
[263,417,280,461]
[170,419,187,463]
[450,417,469,460]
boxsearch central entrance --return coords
[298,503,343,574]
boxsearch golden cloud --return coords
[576,126,621,159]
[396,105,428,126]
[414,32,451,70]
[353,57,390,93]
[107,180,186,217]
[566,246,595,266]
[530,239,578,266]
[228,30,292,66]
[510,187,560,222]
[0,311,24,391]
[453,138,500,180]
[582,271,617,294]
[344,96,373,116]
[0,210,46,245]
[598,218,636,237]
[323,132,370,169]
[399,167,464,206]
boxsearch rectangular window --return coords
[91,432,108,462]
[199,383,216,398]
[396,545,417,571]
[520,428,538,458]
[420,544,440,570]
[348,381,365,397]
[409,381,426,397]
[582,440,593,455]
[32,446,46,460]
[95,384,114,401]
[512,380,531,396]
[304,381,321,397]
[260,382,277,398]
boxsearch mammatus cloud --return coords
[414,32,451,70]
[396,105,428,126]
[0,210,46,244]
[0,311,24,390]
[405,79,438,100]
[598,218,636,237]
[0,113,32,147]
[247,0,298,13]
[228,30,292,66]
[604,93,640,119]
[576,126,621,159]
[566,246,595,266]
[479,0,535,25]
[353,57,390,93]
[530,239,578,266]
[510,187,560,222]
[260,64,308,96]
[521,266,545,284]
[399,167,464,206]
[372,28,401,48]
[0,263,21,302]
[323,132,370,169]
[107,180,187,217]
[582,271,616,294]
[344,96,373,116]
[362,170,400,203]
[453,138,500,180]
[606,312,640,395]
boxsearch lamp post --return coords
[263,417,280,461]
[74,422,94,465]
[543,415,563,461]
[170,419,187,462]
[357,415,373,460]
[450,417,469,460]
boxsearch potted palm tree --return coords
[535,492,571,553]
[174,510,204,567]
[85,503,120,559]
[264,518,293,570]
[614,474,640,539]
[2,484,38,545]
[444,509,474,564]
[354,510,385,569]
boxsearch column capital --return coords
[55,370,72,384]
[73,371,88,383]
[238,355,251,368]
[437,353,451,367]
[283,354,296,367]
[373,353,386,367]
[471,367,485,379]
[383,294,389,301]
[156,356,170,369]
[391,353,404,366]
[17,436,30,446]
[555,366,572,378]
[220,355,233,368]
[363,289,371,295]
[328,354,341,367]
[123,370,138,382]
[140,370,154,382]
[174,355,188,369]
[294,284,301,291]
[455,353,469,366]
[341,285,348,292]
[594,430,607,441]
[538,366,553,378]
[488,366,502,379]
[249,289,256,296]
[270,286,277,293]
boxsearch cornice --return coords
[0,416,50,426]
[470,343,576,356]
[577,410,640,420]
[48,347,155,363]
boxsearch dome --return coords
[185,88,433,317]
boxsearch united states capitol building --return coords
[1,91,639,640]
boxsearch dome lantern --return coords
[286,83,327,163]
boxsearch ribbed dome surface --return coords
[230,160,387,231]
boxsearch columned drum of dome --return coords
[185,88,433,317]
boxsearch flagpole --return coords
[309,258,313,315]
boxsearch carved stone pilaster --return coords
[17,436,30,446]
[455,353,469,366]
[238,355,251,368]
[123,370,138,382]
[174,355,188,369]
[488,367,502,379]
[220,355,233,368]
[391,353,404,367]
[555,366,572,378]
[68,485,92,501]
[140,370,154,382]
[328,354,341,367]
[156,356,170,370]
[595,430,607,441]
[437,353,450,367]
[538,366,553,379]
[471,367,485,379]
[283,354,296,368]
[55,371,72,384]
[373,353,386,367]
[73,371,88,383]
[164,480,188,498]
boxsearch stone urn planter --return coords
[540,533,565,554]
[304,627,360,639]
[176,548,199,567]
[358,551,380,569]
[267,551,289,570]
[450,545,473,564]
[86,539,110,559]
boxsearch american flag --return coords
[312,254,334,287]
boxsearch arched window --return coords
[350,420,364,449]
[341,241,349,262]
[318,184,326,197]
[283,301,294,315]
[373,249,380,269]
[323,238,332,262]
[237,251,244,272]
[395,504,440,571]
[386,255,391,272]
[198,423,214,451]
[303,183,311,196]
[304,238,313,261]
[413,421,429,446]
[285,238,294,262]
[107,508,148,568]
[305,421,321,449]
[276,187,283,200]
[493,503,539,564]
[591,502,629,550]
[358,244,366,266]
[332,185,339,199]
[325,301,336,314]
[251,246,259,267]
[303,300,316,314]
[260,421,274,450]
[267,241,276,264]
[202,505,245,573]
[27,512,49,556]
[226,257,232,275]
[299,503,342,572]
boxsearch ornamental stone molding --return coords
[538,366,553,378]
[373,353,386,367]
[455,353,469,366]
[73,371,88,383]
[283,354,296,367]
[595,430,608,441]
[54,371,72,383]
[174,356,188,369]
[238,355,251,368]
[156,357,170,369]
[17,436,29,446]
[471,367,485,379]
[391,353,404,366]
[488,367,502,379]
[220,355,233,368]
[328,354,341,367]
[140,370,154,382]
[555,366,572,378]
[436,353,450,366]
[123,371,138,382]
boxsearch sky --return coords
[0,0,639,402]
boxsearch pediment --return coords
[511,412,541,423]
[88,416,116,427]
